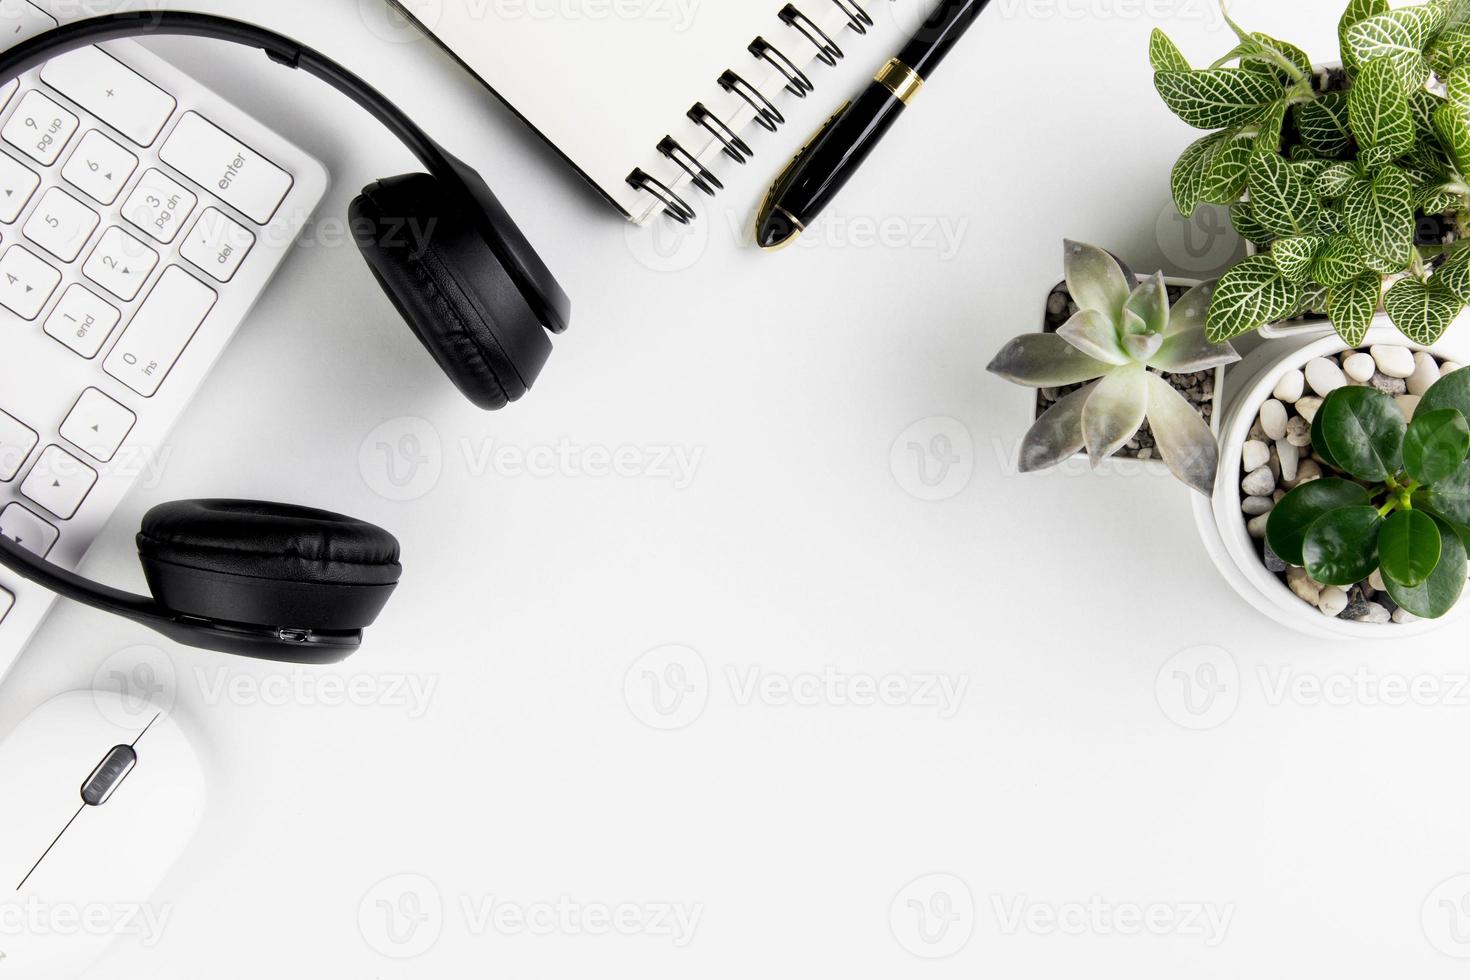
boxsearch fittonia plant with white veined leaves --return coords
[988,241,1241,495]
[1152,0,1470,346]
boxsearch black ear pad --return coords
[136,500,402,632]
[351,173,553,410]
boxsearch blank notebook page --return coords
[390,0,873,223]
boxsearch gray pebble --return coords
[1370,372,1408,396]
[1242,466,1277,496]
[1242,495,1275,515]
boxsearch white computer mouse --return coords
[0,690,205,978]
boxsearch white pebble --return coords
[1247,512,1271,538]
[1408,351,1442,396]
[1260,399,1288,440]
[1353,602,1393,624]
[1443,361,1463,375]
[1369,569,1386,591]
[1393,608,1419,624]
[1285,458,1323,488]
[1296,396,1323,424]
[1288,566,1322,604]
[1286,416,1312,447]
[1242,440,1271,472]
[1273,369,1305,403]
[1317,585,1349,617]
[1242,495,1275,516]
[1371,344,1415,378]
[1344,352,1376,383]
[1397,394,1421,421]
[1243,465,1277,496]
[1305,358,1346,396]
[1277,439,1300,483]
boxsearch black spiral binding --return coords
[830,0,873,33]
[749,37,813,97]
[629,3,872,222]
[781,5,843,66]
[658,136,723,196]
[689,103,753,164]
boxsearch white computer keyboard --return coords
[0,0,329,678]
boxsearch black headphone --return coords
[0,12,572,664]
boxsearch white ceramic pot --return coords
[1192,325,1470,639]
[1038,276,1225,472]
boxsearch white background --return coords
[2,0,1468,976]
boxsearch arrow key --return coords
[0,245,59,319]
[84,225,157,301]
[0,151,39,222]
[21,445,96,520]
[62,130,138,206]
[0,502,58,558]
[60,388,135,462]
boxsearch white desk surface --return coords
[1,0,1466,975]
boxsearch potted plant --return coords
[988,241,1240,494]
[1192,325,1470,636]
[1151,0,1470,347]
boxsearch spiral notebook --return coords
[387,0,897,224]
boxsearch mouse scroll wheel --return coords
[80,744,138,807]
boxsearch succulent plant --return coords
[989,241,1241,494]
[1152,0,1470,347]
[1266,367,1470,618]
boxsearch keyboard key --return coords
[104,266,217,396]
[23,186,99,261]
[83,225,157,301]
[160,111,292,223]
[0,502,57,557]
[182,206,255,282]
[21,445,96,520]
[0,586,11,625]
[122,167,196,243]
[60,388,135,463]
[3,90,78,165]
[0,409,37,481]
[0,151,39,222]
[0,245,59,319]
[62,129,138,205]
[43,284,120,358]
[40,46,177,147]
[0,0,57,46]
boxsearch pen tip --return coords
[756,208,803,251]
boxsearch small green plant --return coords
[1151,0,1470,346]
[1266,367,1470,618]
[988,241,1240,495]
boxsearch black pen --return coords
[756,0,990,250]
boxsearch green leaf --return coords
[1150,29,1190,72]
[1230,202,1274,246]
[1420,364,1470,420]
[1248,149,1321,237]
[1384,277,1462,345]
[1271,236,1325,283]
[1154,69,1284,130]
[1313,233,1367,285]
[1312,396,1346,471]
[987,334,1112,387]
[1240,33,1313,83]
[1349,58,1417,162]
[1252,100,1289,154]
[1418,455,1470,526]
[1342,0,1391,71]
[1428,23,1470,74]
[1405,407,1470,484]
[1327,273,1383,345]
[1344,7,1443,89]
[1383,514,1468,617]
[1304,506,1384,585]
[1433,103,1470,174]
[1447,65,1470,110]
[1171,131,1226,217]
[1200,131,1258,205]
[1320,385,1409,481]
[1267,477,1373,566]
[1435,248,1470,303]
[1379,508,1443,587]
[1206,255,1302,342]
[1082,363,1148,466]
[1345,167,1416,269]
[1296,95,1354,159]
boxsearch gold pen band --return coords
[875,58,924,105]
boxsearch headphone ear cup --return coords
[350,173,552,410]
[136,500,401,632]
